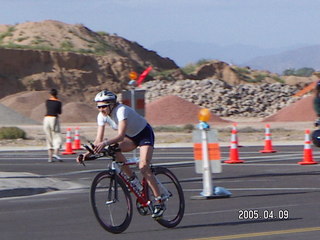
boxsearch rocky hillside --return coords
[0,20,318,120]
[0,20,177,70]
[0,20,178,101]
[142,79,306,118]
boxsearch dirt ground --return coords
[0,119,314,148]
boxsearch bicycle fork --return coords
[105,174,118,205]
[104,162,126,206]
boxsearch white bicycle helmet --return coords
[94,90,117,102]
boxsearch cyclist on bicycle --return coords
[313,80,320,127]
[76,90,165,218]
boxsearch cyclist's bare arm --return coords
[75,126,105,165]
[94,120,128,153]
[76,143,110,165]
[94,125,105,145]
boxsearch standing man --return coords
[43,89,63,162]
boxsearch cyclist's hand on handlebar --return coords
[76,152,91,165]
[94,141,107,154]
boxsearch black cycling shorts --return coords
[126,123,155,147]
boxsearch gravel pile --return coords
[0,103,39,125]
[263,95,316,122]
[0,91,97,123]
[142,79,301,118]
[0,79,312,126]
[145,95,229,125]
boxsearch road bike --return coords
[79,143,185,234]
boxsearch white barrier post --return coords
[128,71,139,162]
[191,108,231,200]
[200,123,213,196]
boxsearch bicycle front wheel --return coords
[151,166,185,228]
[90,171,132,234]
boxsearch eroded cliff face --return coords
[0,47,178,102]
[0,48,105,100]
[1,20,316,124]
[0,20,180,101]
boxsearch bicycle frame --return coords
[88,143,185,233]
[83,143,156,210]
[109,160,152,209]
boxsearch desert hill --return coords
[0,91,68,118]
[0,20,319,125]
[244,45,320,74]
[0,20,177,70]
[0,91,97,123]
[0,20,314,99]
[0,103,38,125]
[0,20,178,101]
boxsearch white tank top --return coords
[97,103,147,137]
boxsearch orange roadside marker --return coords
[62,128,76,155]
[224,128,244,164]
[260,124,277,153]
[298,129,318,165]
[73,127,82,150]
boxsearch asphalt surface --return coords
[1,145,320,240]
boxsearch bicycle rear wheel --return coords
[90,171,132,234]
[151,166,185,228]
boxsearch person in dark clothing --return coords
[314,80,320,127]
[43,89,63,162]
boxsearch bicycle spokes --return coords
[151,166,185,228]
[91,172,133,234]
[90,166,184,233]
[155,176,172,199]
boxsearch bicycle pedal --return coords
[152,215,163,220]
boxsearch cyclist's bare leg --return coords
[117,137,136,177]
[117,139,161,197]
[139,145,161,197]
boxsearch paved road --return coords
[1,146,320,240]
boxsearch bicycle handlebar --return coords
[78,143,120,166]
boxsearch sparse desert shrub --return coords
[0,127,26,139]
[183,124,195,132]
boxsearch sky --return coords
[1,0,319,57]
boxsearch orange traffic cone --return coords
[232,123,243,147]
[260,124,277,153]
[298,129,318,165]
[62,128,76,155]
[224,128,244,164]
[73,127,82,150]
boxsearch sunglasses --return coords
[96,104,110,109]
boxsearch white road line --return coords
[184,187,320,192]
